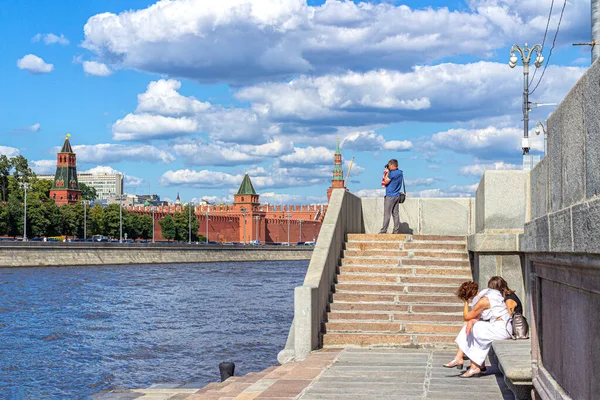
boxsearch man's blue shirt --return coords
[386,169,404,197]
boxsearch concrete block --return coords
[360,198,418,234]
[476,175,485,233]
[547,103,563,212]
[534,216,549,252]
[476,254,498,290]
[583,61,600,199]
[499,255,525,305]
[530,157,548,220]
[294,285,318,361]
[561,79,586,207]
[548,208,573,253]
[572,197,600,254]
[467,233,519,253]
[420,198,471,236]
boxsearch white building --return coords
[38,172,124,201]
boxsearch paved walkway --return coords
[94,348,512,399]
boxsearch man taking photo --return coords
[380,159,404,234]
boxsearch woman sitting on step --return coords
[443,277,514,378]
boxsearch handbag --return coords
[506,313,530,340]
[399,175,406,204]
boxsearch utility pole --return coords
[240,208,247,245]
[299,220,303,242]
[119,195,123,243]
[593,0,600,62]
[509,43,544,169]
[23,183,28,241]
[188,203,192,244]
[83,200,89,240]
[205,212,210,244]
[254,215,260,243]
[151,206,155,244]
[286,213,292,244]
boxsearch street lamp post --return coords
[286,213,292,245]
[240,208,247,245]
[299,220,303,242]
[23,183,28,241]
[188,203,192,245]
[151,206,155,244]
[83,200,90,240]
[119,195,124,243]
[205,211,210,244]
[253,215,260,243]
[509,43,544,155]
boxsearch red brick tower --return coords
[50,134,81,206]
[327,137,345,201]
[233,173,260,212]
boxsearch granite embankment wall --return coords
[0,243,312,267]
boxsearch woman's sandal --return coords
[459,368,482,378]
[442,359,464,369]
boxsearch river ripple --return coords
[0,261,307,399]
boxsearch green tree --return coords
[124,212,143,240]
[8,155,34,197]
[159,214,176,241]
[32,179,53,200]
[60,205,80,238]
[79,183,97,201]
[0,155,10,202]
[43,200,61,237]
[172,206,200,242]
[103,204,121,238]
[139,214,154,240]
[26,192,49,238]
[89,204,104,236]
[6,192,23,238]
[0,202,7,235]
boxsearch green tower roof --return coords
[237,173,257,195]
[60,137,73,153]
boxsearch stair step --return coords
[325,322,463,334]
[337,275,467,285]
[402,259,470,267]
[404,242,466,250]
[322,333,458,347]
[411,235,465,241]
[344,250,409,257]
[412,251,469,260]
[335,283,457,294]
[347,234,407,242]
[332,293,460,304]
[327,312,463,323]
[330,303,462,313]
[346,243,402,251]
[339,266,472,277]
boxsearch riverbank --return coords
[0,242,312,267]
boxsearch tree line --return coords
[0,155,204,241]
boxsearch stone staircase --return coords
[323,234,471,348]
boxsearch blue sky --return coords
[0,0,593,204]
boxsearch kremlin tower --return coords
[50,134,81,206]
[327,138,345,201]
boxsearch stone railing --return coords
[278,189,362,363]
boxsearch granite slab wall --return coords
[521,58,600,399]
[360,197,474,235]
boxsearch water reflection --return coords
[0,261,307,399]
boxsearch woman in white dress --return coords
[444,276,513,378]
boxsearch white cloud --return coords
[236,63,584,126]
[429,126,544,158]
[125,175,145,188]
[259,192,326,205]
[405,177,443,187]
[412,184,479,198]
[83,61,113,76]
[71,144,175,164]
[342,131,413,152]
[32,33,69,45]
[136,79,210,116]
[172,138,293,166]
[0,146,20,157]
[11,123,41,134]
[458,161,521,177]
[81,0,588,84]
[354,188,385,198]
[279,146,334,166]
[112,114,199,141]
[17,54,54,74]
[31,160,56,174]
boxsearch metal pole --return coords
[119,196,123,243]
[84,201,87,240]
[287,214,290,244]
[23,183,27,241]
[523,61,530,155]
[206,212,209,243]
[594,0,600,62]
[299,220,302,242]
[152,207,155,244]
[188,204,191,244]
[243,215,247,245]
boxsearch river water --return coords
[0,261,307,399]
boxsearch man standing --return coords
[380,159,404,234]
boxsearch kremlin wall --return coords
[48,136,345,243]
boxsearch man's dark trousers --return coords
[380,195,401,234]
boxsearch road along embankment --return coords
[0,242,313,267]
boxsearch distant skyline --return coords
[0,0,593,204]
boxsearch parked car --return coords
[249,240,261,245]
[281,242,290,246]
[304,241,316,246]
